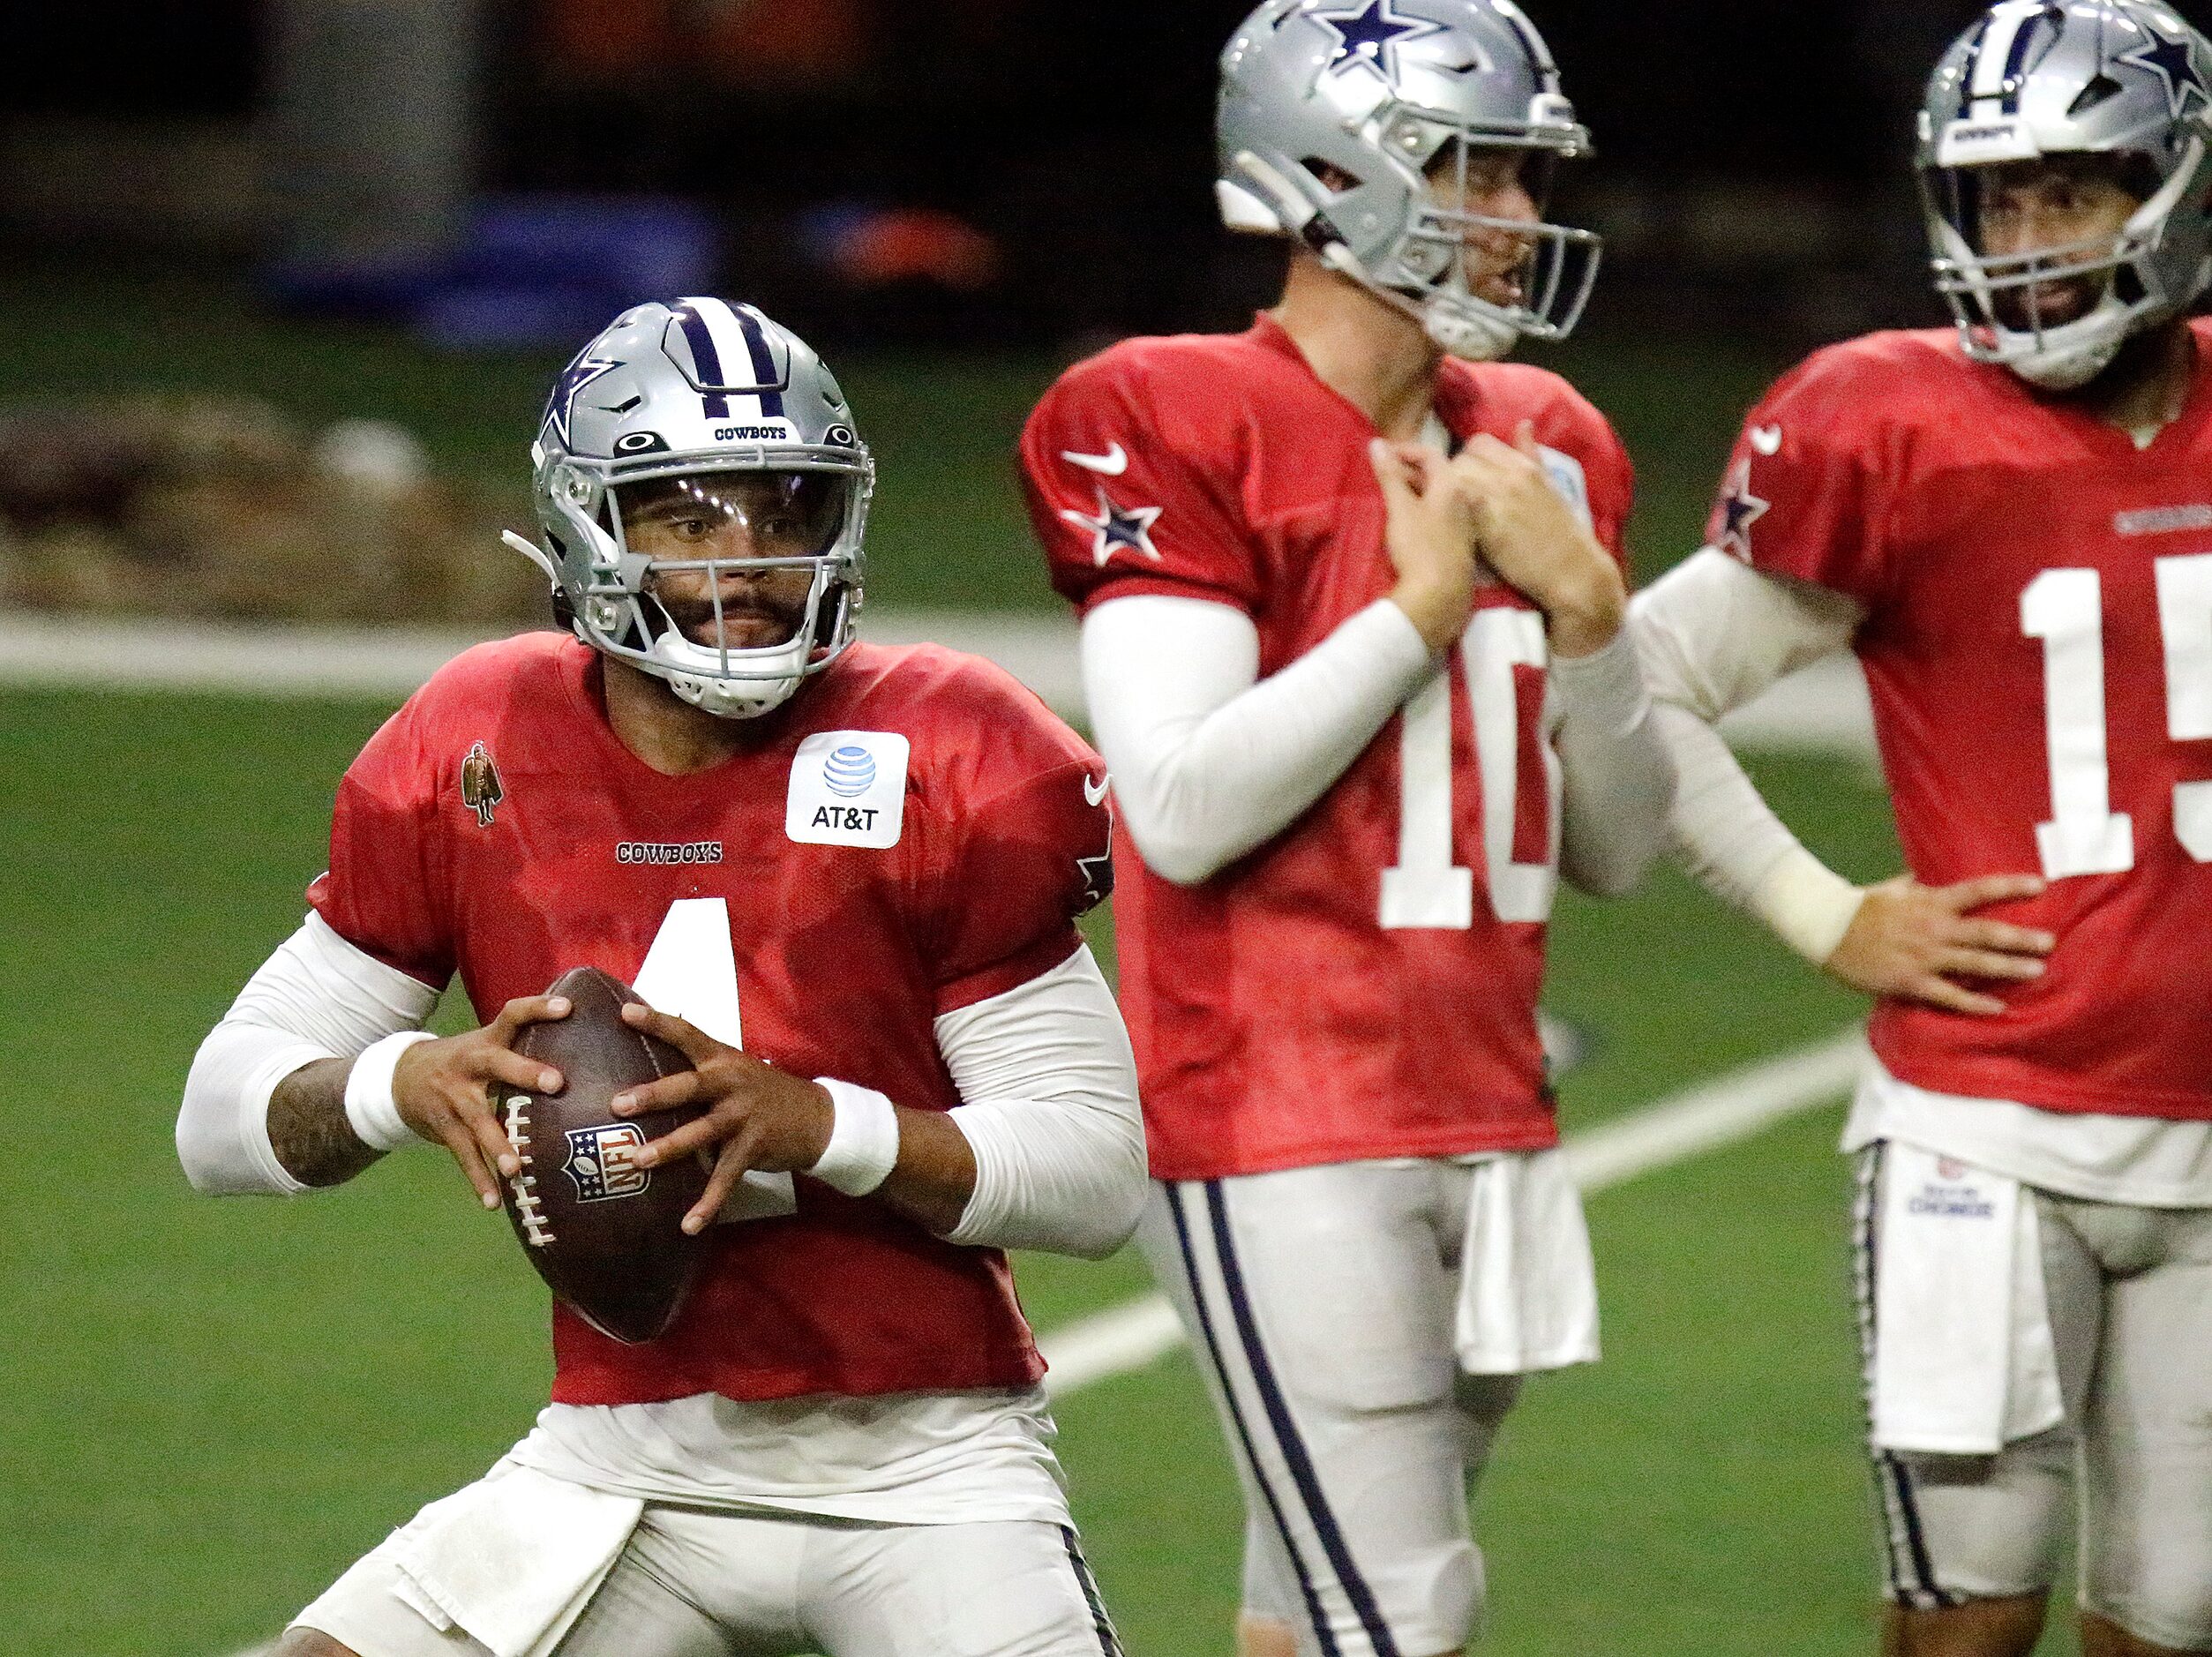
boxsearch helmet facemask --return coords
[1350,116,1600,360]
[1924,145,2210,389]
[538,458,866,721]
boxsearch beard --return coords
[654,588,808,650]
[1991,271,2103,334]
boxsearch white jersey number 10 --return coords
[2021,553,2212,879]
[1380,607,1559,929]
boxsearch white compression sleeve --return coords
[1082,594,1434,884]
[937,945,1147,1260]
[1630,551,1870,961]
[177,914,440,1196]
[1548,632,1674,896]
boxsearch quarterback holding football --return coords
[1632,4,2212,1653]
[1021,4,1672,1655]
[178,300,1143,1657]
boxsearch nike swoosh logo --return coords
[1750,424,1783,456]
[1062,444,1128,476]
[1084,773,1111,808]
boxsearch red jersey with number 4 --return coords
[307,633,1113,1403]
[1020,316,1633,1179]
[1711,323,2212,1120]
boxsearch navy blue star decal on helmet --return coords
[2120,20,2210,119]
[1310,0,1446,84]
[542,353,620,449]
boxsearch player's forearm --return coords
[1553,633,1673,896]
[1084,595,1432,884]
[876,1108,981,1237]
[266,1056,384,1188]
[1651,701,1865,962]
[177,917,438,1196]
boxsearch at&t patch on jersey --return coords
[786,731,911,849]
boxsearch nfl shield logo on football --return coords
[563,1123,650,1203]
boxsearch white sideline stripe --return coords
[0,610,1089,719]
[1035,1027,1869,1397]
[0,611,1878,757]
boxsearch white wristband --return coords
[343,1031,439,1153]
[1751,846,1869,965]
[809,1078,903,1197]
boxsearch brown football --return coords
[493,965,711,1345]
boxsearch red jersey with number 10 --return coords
[1021,316,1634,1180]
[308,633,1113,1403]
[1712,324,2212,1120]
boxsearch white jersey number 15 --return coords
[2022,552,2212,878]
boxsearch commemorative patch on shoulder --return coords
[786,731,911,849]
[1535,445,1593,533]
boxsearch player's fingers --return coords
[486,993,572,1042]
[632,1098,736,1168]
[619,1000,724,1062]
[685,1130,763,1235]
[611,1070,707,1119]
[1954,918,2058,956]
[1942,948,2044,983]
[471,1044,564,1096]
[1511,418,1541,459]
[1368,439,1423,504]
[1905,971,2008,1016]
[461,1101,521,1181]
[1938,873,2047,913]
[434,1125,505,1210]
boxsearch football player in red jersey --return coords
[1631,4,2212,1653]
[1018,4,1671,1654]
[176,300,1143,1657]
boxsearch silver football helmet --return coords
[1217,0,1599,361]
[1919,0,2212,389]
[506,299,872,720]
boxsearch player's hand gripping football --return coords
[1826,873,2056,1016]
[390,993,574,1208]
[609,1003,840,1234]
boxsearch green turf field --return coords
[0,273,2096,1655]
[0,685,1961,1657]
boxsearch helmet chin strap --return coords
[1231,150,1521,362]
[2007,329,2126,391]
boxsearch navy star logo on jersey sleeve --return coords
[2120,21,2209,120]
[1717,458,1770,561]
[1311,0,1444,84]
[1061,486,1164,568]
[542,351,621,447]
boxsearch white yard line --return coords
[0,611,1876,756]
[1037,1027,1868,1397]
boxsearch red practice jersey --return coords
[1021,316,1634,1180]
[1711,322,2212,1120]
[309,634,1113,1404]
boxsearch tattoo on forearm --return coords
[267,1058,382,1188]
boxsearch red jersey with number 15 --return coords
[308,633,1113,1404]
[1021,316,1633,1180]
[1712,323,2212,1120]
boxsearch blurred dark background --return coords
[9,0,2203,353]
